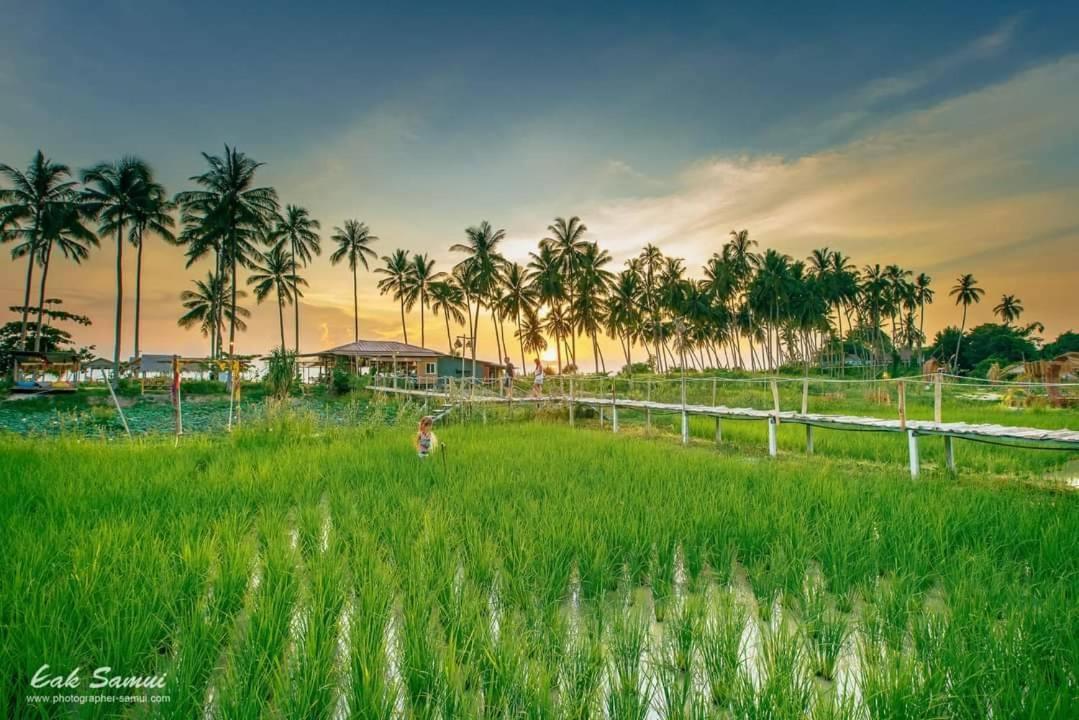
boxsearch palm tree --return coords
[375,249,413,344]
[527,242,565,370]
[606,269,642,369]
[913,272,934,361]
[429,278,467,353]
[248,241,307,350]
[638,243,665,371]
[174,146,279,364]
[129,178,176,360]
[276,205,321,352]
[544,216,588,364]
[81,157,155,376]
[498,262,536,371]
[518,310,548,360]
[178,272,250,358]
[993,294,1023,325]
[0,151,79,349]
[574,242,613,372]
[403,253,441,348]
[329,220,379,342]
[949,273,984,364]
[450,221,506,376]
[27,204,98,351]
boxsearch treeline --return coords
[3,147,1068,379]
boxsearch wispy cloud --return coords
[581,55,1079,334]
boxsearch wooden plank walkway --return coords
[375,385,1079,476]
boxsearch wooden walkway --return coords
[375,386,1079,477]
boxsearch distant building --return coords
[302,339,504,385]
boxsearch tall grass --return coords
[1,418,1076,717]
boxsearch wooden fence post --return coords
[934,371,943,425]
[898,379,907,431]
[715,416,722,444]
[944,436,956,473]
[569,376,576,427]
[805,425,814,454]
[611,381,619,433]
[907,429,920,479]
[646,381,652,431]
[681,410,689,445]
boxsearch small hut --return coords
[10,351,81,393]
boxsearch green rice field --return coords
[1,408,1077,718]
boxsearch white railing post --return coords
[907,429,920,479]
[944,436,955,473]
[768,416,778,457]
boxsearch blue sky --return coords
[2,1,1078,358]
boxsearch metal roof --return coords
[305,339,504,366]
[317,339,444,358]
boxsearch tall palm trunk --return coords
[443,313,453,355]
[292,244,301,352]
[114,217,126,379]
[471,302,480,379]
[516,308,525,374]
[19,211,41,349]
[228,246,237,363]
[419,291,426,347]
[134,235,144,359]
[399,299,408,344]
[918,301,926,363]
[954,305,968,365]
[32,241,53,352]
[276,284,286,350]
[352,267,359,342]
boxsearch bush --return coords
[265,348,298,400]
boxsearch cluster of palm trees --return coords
[3,147,1028,377]
[373,221,945,374]
[0,152,176,373]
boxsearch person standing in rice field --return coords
[414,415,437,458]
[531,357,544,399]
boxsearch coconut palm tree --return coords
[403,253,441,348]
[0,151,79,350]
[248,241,307,350]
[450,221,506,376]
[174,146,279,364]
[993,294,1023,325]
[574,242,613,372]
[429,278,467,353]
[518,310,548,360]
[526,242,565,369]
[81,157,156,376]
[26,204,97,351]
[544,216,588,364]
[276,205,321,352]
[178,272,250,358]
[949,273,984,364]
[638,243,666,371]
[375,249,413,344]
[605,269,642,370]
[913,272,934,361]
[129,179,176,360]
[497,262,536,371]
[329,220,379,342]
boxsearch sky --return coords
[2,1,1078,368]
